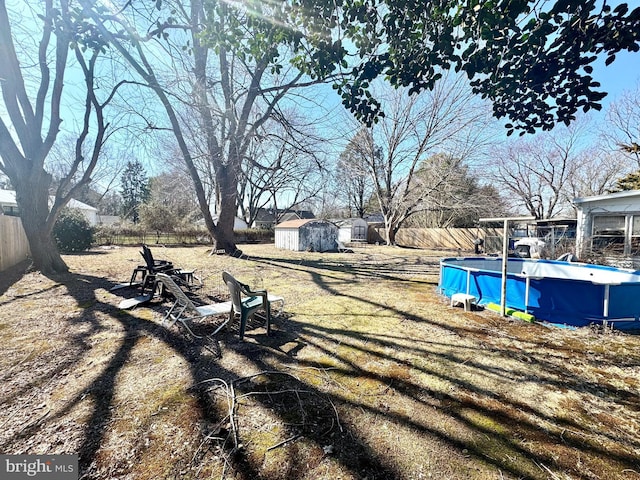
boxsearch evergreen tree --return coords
[120,161,150,224]
[612,171,640,192]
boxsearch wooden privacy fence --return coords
[0,216,30,272]
[371,227,502,251]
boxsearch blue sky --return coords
[2,1,639,189]
[591,49,640,109]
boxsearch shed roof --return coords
[331,217,368,227]
[276,219,338,229]
[275,219,316,229]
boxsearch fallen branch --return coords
[266,434,301,452]
[229,381,239,449]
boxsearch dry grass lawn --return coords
[1,244,640,479]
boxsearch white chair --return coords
[155,273,231,338]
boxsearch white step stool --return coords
[450,293,477,312]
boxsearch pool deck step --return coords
[450,293,477,312]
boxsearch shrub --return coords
[53,208,95,253]
[240,228,273,244]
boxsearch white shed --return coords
[574,190,640,256]
[335,218,369,244]
[275,219,338,252]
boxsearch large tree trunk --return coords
[386,224,397,246]
[212,164,240,255]
[15,178,69,275]
[24,228,68,275]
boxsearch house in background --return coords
[199,214,249,231]
[275,219,338,252]
[252,208,315,229]
[574,190,640,257]
[0,190,98,225]
[206,199,249,231]
[0,190,20,216]
[215,215,249,231]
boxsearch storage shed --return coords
[335,218,369,244]
[275,219,338,252]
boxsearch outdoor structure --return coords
[0,215,29,272]
[0,190,20,216]
[0,190,98,225]
[439,256,640,330]
[334,217,369,244]
[274,219,338,252]
[574,190,640,257]
[207,215,249,231]
[252,208,315,229]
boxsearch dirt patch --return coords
[1,245,640,479]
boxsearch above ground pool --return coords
[439,257,640,330]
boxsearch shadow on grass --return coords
[0,259,31,297]
[3,251,640,479]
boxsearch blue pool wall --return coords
[439,257,640,330]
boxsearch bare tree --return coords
[231,109,326,227]
[567,149,630,200]
[604,83,640,167]
[148,170,200,223]
[495,119,629,219]
[406,156,510,228]
[0,0,121,273]
[335,128,378,218]
[342,75,494,245]
[82,0,341,254]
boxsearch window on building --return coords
[630,216,640,256]
[592,216,625,254]
[1,205,20,216]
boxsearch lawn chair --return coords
[127,244,177,291]
[144,244,203,290]
[142,244,174,268]
[141,244,177,277]
[138,245,201,292]
[337,240,353,253]
[222,271,277,340]
[155,273,231,338]
[111,245,176,295]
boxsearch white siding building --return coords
[0,190,98,225]
[574,190,640,256]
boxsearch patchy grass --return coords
[1,244,640,479]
